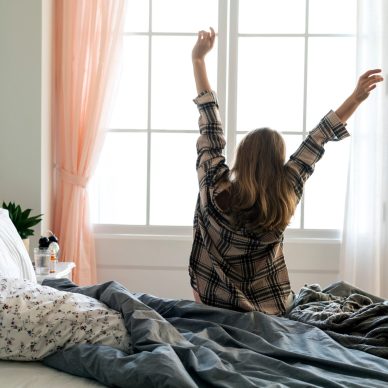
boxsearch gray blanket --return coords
[287,282,388,358]
[42,279,388,387]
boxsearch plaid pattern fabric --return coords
[189,91,349,315]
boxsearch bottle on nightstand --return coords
[49,247,57,273]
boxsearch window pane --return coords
[309,0,356,34]
[284,134,303,161]
[152,0,218,33]
[90,133,147,225]
[124,0,149,33]
[237,37,304,132]
[288,202,301,229]
[304,140,350,229]
[150,133,198,225]
[151,36,217,130]
[305,37,355,229]
[284,135,304,228]
[108,36,149,130]
[239,0,306,34]
[306,37,356,130]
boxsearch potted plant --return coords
[1,201,43,252]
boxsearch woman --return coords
[189,27,383,315]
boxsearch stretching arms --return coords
[335,69,384,123]
[192,28,383,125]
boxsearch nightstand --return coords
[36,262,76,284]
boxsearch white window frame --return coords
[93,0,356,241]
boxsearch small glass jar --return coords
[34,248,50,275]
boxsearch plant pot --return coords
[23,238,30,254]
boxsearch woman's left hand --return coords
[192,27,216,62]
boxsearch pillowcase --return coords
[0,278,131,360]
[0,209,36,282]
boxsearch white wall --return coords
[0,0,52,253]
[96,235,340,299]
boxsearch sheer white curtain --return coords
[340,0,388,299]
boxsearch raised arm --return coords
[335,69,384,123]
[192,28,229,203]
[192,27,215,94]
[286,69,384,199]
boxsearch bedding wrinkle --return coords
[288,282,388,358]
[39,278,388,388]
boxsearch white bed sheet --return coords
[0,361,104,387]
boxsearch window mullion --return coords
[300,0,310,230]
[146,0,152,226]
[226,0,239,165]
[217,0,229,132]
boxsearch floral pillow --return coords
[0,278,130,360]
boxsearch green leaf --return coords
[14,205,21,220]
[22,216,43,229]
[2,201,43,238]
[20,229,34,239]
[21,208,32,219]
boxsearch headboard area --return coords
[0,209,36,282]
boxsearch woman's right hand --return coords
[192,27,216,63]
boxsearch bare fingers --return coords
[198,27,215,37]
[362,73,384,90]
[360,69,382,79]
[354,69,384,102]
[209,27,216,44]
[366,84,377,93]
[192,27,216,61]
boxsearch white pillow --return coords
[0,209,36,282]
[0,278,130,360]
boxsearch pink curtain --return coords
[52,0,126,284]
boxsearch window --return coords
[90,0,357,235]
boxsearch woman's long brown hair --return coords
[227,128,297,232]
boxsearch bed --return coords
[1,208,388,387]
[0,360,103,387]
[0,209,104,387]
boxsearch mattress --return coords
[0,361,104,387]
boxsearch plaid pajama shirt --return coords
[189,90,349,315]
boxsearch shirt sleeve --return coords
[194,91,229,196]
[285,110,350,199]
